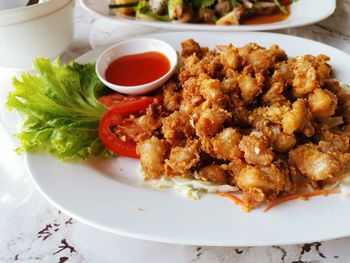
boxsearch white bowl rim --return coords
[0,0,73,26]
[96,38,178,95]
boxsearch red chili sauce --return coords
[105,51,170,86]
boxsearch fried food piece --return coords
[137,137,166,180]
[211,128,242,160]
[228,93,250,126]
[315,54,332,85]
[239,132,274,165]
[249,106,297,152]
[163,80,182,112]
[290,55,331,98]
[220,46,242,70]
[317,128,350,153]
[162,111,194,142]
[249,104,289,129]
[181,76,204,110]
[326,80,350,124]
[262,82,287,107]
[288,143,350,181]
[195,108,231,138]
[197,165,229,185]
[179,51,223,83]
[263,125,297,153]
[181,39,202,58]
[238,71,264,103]
[233,161,291,208]
[262,69,290,106]
[221,68,240,93]
[199,77,226,108]
[165,140,201,176]
[276,62,294,85]
[282,99,315,137]
[200,51,223,79]
[136,102,162,136]
[308,88,338,120]
[238,43,262,65]
[246,45,287,73]
[179,54,204,83]
[291,56,319,97]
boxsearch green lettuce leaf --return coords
[6,58,108,160]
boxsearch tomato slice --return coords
[99,111,139,158]
[110,95,163,115]
[98,94,163,158]
[98,94,138,110]
[99,93,163,110]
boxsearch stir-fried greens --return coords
[109,0,297,25]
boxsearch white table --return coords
[1,1,350,262]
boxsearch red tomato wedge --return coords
[98,94,138,110]
[99,93,163,110]
[98,94,163,158]
[99,111,139,158]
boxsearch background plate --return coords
[80,0,336,32]
[4,32,350,246]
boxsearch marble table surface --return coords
[1,0,350,262]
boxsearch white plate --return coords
[3,32,350,246]
[80,0,336,32]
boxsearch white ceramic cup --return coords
[0,0,28,11]
[0,0,74,70]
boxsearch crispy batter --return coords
[211,128,242,160]
[220,46,242,70]
[162,111,194,142]
[181,39,203,58]
[262,125,297,153]
[245,44,286,73]
[133,40,350,210]
[282,99,315,137]
[200,77,227,108]
[317,128,350,153]
[197,165,229,185]
[239,132,274,166]
[238,72,263,103]
[308,88,337,120]
[288,143,350,181]
[137,137,166,180]
[195,108,231,138]
[165,140,201,176]
[234,162,290,208]
[162,80,182,112]
[290,55,331,98]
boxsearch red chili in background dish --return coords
[105,51,170,86]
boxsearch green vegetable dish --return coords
[109,0,297,25]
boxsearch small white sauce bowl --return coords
[96,38,178,95]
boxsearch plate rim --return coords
[79,0,336,32]
[15,31,350,246]
[25,152,350,247]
